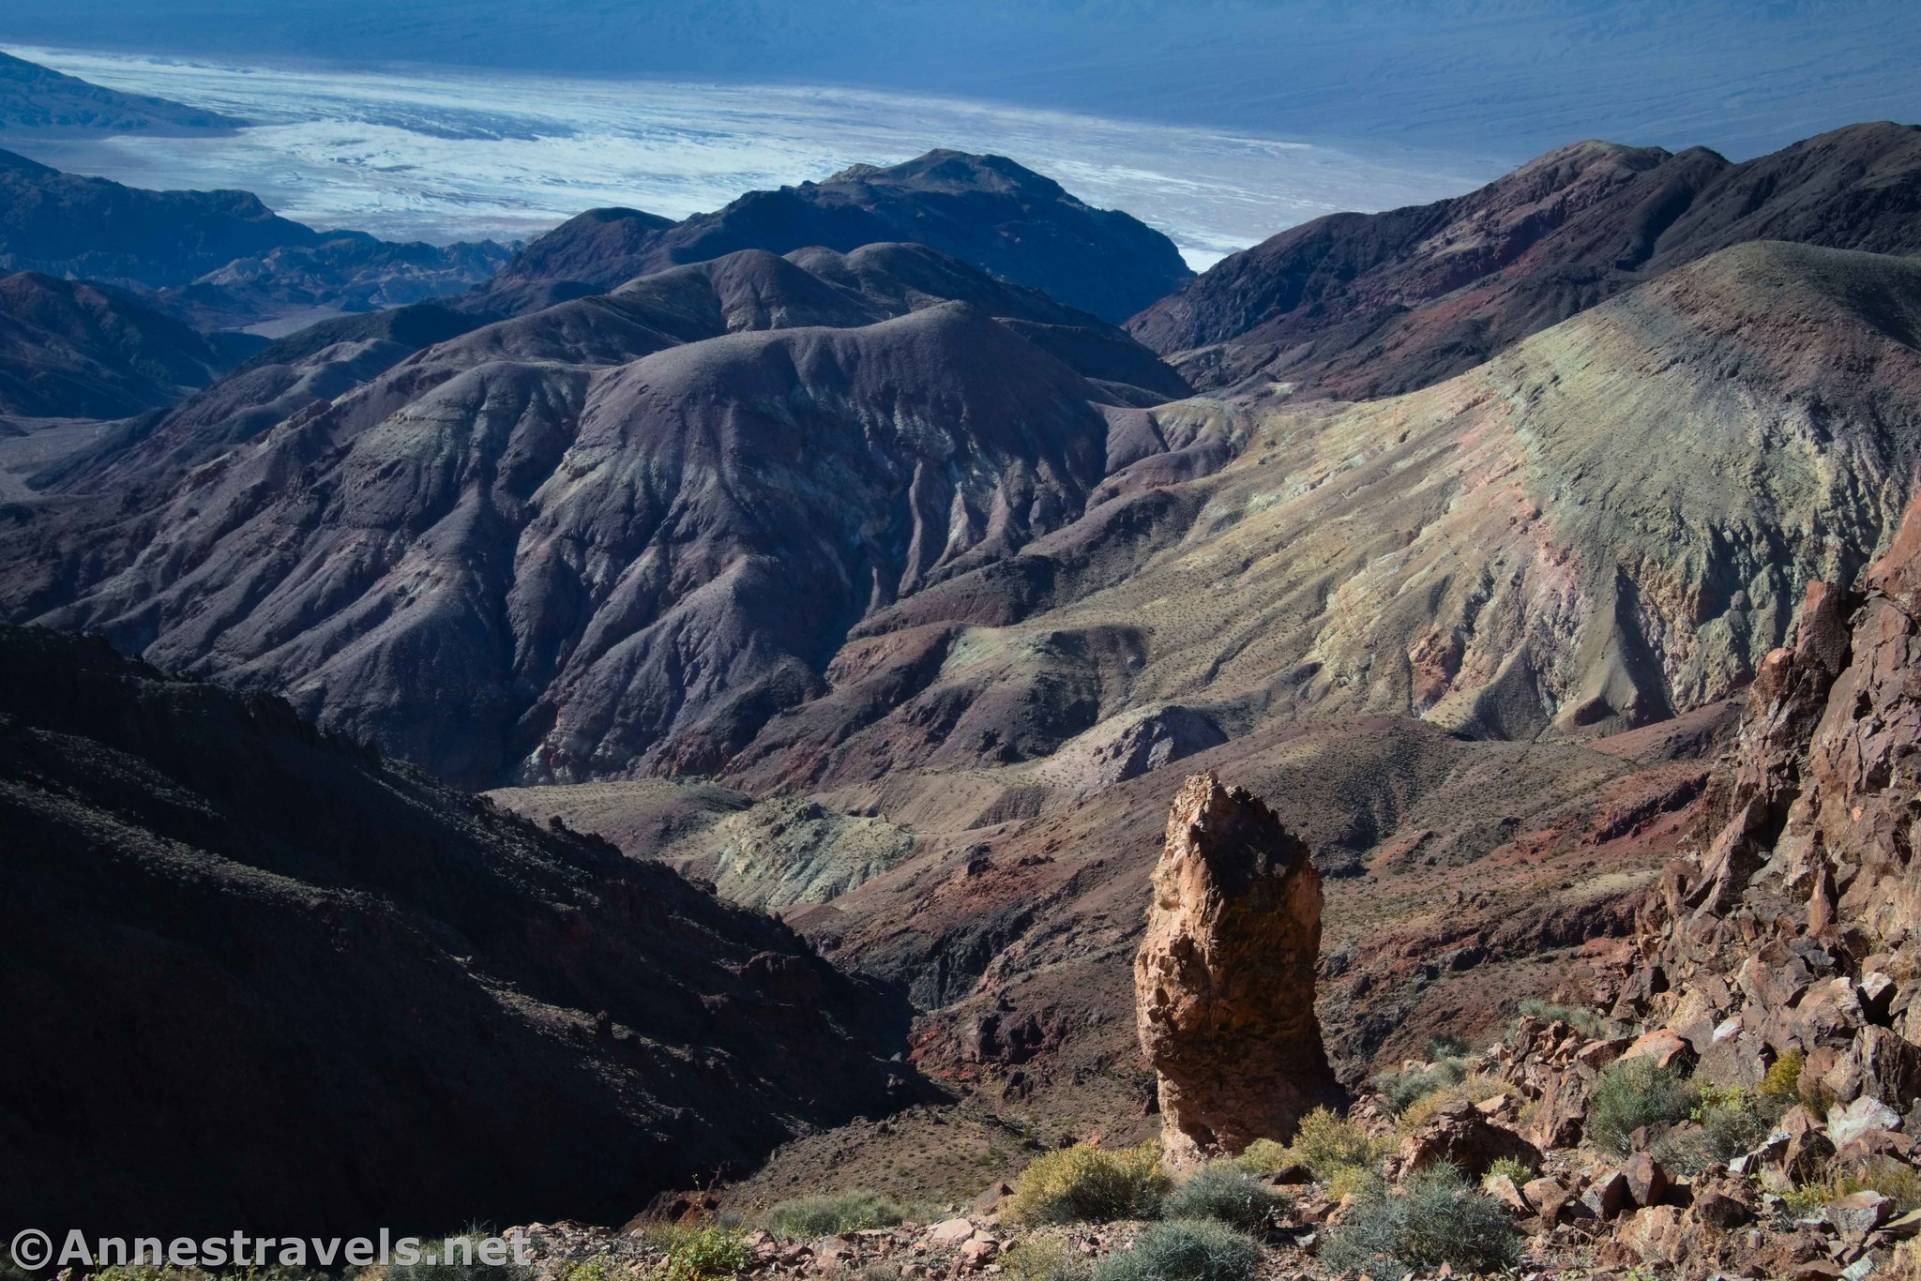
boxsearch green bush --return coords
[1586,1057,1698,1156]
[1325,1164,1384,1202]
[1484,1156,1533,1185]
[641,1224,754,1281]
[1426,1033,1470,1060]
[1093,1221,1264,1281]
[1161,1163,1288,1231]
[1319,1163,1520,1278]
[1375,1060,1468,1115]
[1001,1235,1094,1281]
[764,1191,905,1236]
[1284,1107,1379,1179]
[1760,1051,1803,1102]
[1006,1143,1171,1225]
[1691,1087,1772,1164]
[1230,1137,1293,1176]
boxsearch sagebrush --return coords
[1161,1163,1287,1231]
[1092,1220,1264,1281]
[1586,1057,1697,1156]
[1319,1163,1520,1278]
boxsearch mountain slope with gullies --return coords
[1128,122,1921,397]
[733,240,1921,796]
[7,244,1193,785]
[0,270,250,416]
[487,150,1193,323]
[0,625,911,1238]
[480,238,1921,1157]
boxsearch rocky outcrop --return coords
[1135,773,1343,1163]
[1608,493,1921,1107]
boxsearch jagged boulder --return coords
[1396,1097,1542,1178]
[1134,773,1344,1163]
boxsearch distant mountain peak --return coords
[492,149,1189,322]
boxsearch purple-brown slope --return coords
[1129,122,1921,397]
[0,270,242,417]
[8,246,1189,785]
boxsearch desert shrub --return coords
[558,1260,636,1281]
[764,1191,905,1236]
[1586,1057,1697,1156]
[1515,999,1606,1037]
[1376,1059,1468,1114]
[385,1232,534,1281]
[1784,1158,1921,1216]
[1426,1032,1470,1059]
[1759,1051,1803,1102]
[1229,1138,1293,1176]
[1398,1072,1514,1131]
[1485,1155,1533,1185]
[1001,1235,1094,1281]
[1693,1087,1772,1162]
[1319,1163,1521,1278]
[641,1224,754,1281]
[1092,1220,1264,1281]
[1161,1163,1288,1231]
[1007,1143,1171,1225]
[1325,1164,1385,1202]
[1282,1106,1379,1180]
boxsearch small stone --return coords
[1622,1028,1695,1070]
[925,1219,975,1248]
[1584,1170,1633,1221]
[1691,1188,1753,1228]
[958,1239,999,1270]
[1484,1172,1531,1214]
[1523,1176,1573,1225]
[1575,1038,1629,1070]
[1621,1152,1669,1208]
[1882,1208,1921,1240]
[1786,1262,1844,1281]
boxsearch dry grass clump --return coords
[1784,1158,1921,1216]
[763,1191,905,1236]
[1397,1072,1514,1131]
[1001,1235,1094,1281]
